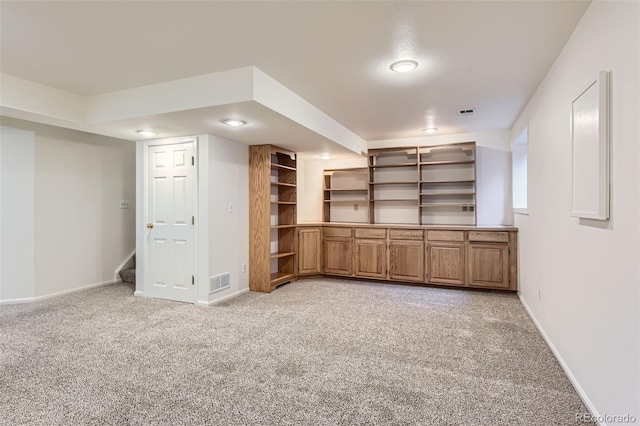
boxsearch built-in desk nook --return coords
[249,143,517,293]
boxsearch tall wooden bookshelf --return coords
[249,145,297,292]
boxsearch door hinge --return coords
[192,216,195,225]
[192,275,195,285]
[192,156,195,166]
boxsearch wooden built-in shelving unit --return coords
[323,168,369,223]
[249,145,297,292]
[322,143,477,226]
[364,142,476,225]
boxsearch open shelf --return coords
[270,201,296,205]
[371,199,419,202]
[324,199,367,203]
[420,203,476,207]
[270,224,296,229]
[369,142,476,225]
[324,188,368,192]
[369,163,417,168]
[270,251,296,259]
[270,163,296,171]
[369,181,418,185]
[419,160,475,166]
[270,272,296,286]
[421,191,476,196]
[420,179,475,184]
[323,167,369,223]
[270,182,296,188]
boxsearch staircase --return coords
[119,254,136,283]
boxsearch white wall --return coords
[298,130,512,225]
[1,117,136,300]
[0,127,35,302]
[205,135,249,304]
[135,134,249,305]
[476,147,512,225]
[510,1,639,423]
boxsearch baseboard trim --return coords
[518,294,603,426]
[134,290,144,297]
[197,288,249,307]
[0,297,36,305]
[0,279,119,305]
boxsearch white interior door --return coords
[145,141,196,303]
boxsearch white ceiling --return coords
[1,1,590,144]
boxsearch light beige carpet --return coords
[0,279,592,425]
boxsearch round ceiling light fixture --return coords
[222,119,247,127]
[317,153,333,160]
[136,129,158,137]
[390,60,418,73]
[423,128,438,134]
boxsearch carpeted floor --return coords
[0,279,591,425]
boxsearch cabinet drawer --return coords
[389,229,423,240]
[323,227,352,238]
[426,230,465,242]
[355,228,386,239]
[468,231,509,243]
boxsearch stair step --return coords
[119,267,136,284]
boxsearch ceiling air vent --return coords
[458,108,475,116]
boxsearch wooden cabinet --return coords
[427,243,465,285]
[467,243,509,289]
[298,228,321,275]
[297,224,518,291]
[354,239,386,278]
[389,240,424,282]
[323,238,353,276]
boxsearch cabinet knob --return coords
[146,223,154,229]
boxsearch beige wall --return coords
[0,117,136,298]
[511,1,639,420]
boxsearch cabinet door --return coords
[323,238,353,276]
[354,239,387,279]
[427,243,465,285]
[298,228,321,275]
[467,243,509,289]
[389,240,424,282]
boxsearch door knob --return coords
[146,223,154,229]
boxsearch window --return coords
[512,127,528,214]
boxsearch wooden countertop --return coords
[297,222,517,231]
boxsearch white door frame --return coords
[136,136,200,304]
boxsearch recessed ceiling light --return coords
[423,128,438,134]
[317,153,333,160]
[136,129,158,137]
[223,119,247,127]
[390,60,418,73]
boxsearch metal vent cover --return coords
[209,272,231,293]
